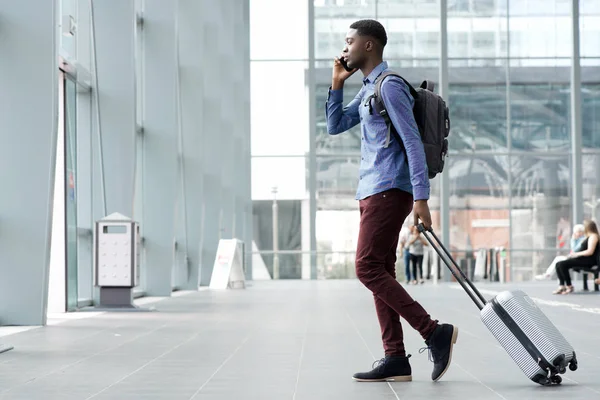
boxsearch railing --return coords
[249,247,574,282]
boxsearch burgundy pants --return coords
[356,189,438,357]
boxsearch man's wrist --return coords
[332,79,344,90]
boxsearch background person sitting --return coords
[536,224,585,280]
[553,220,600,295]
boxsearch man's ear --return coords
[365,40,373,52]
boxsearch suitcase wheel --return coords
[569,353,578,371]
[569,361,578,371]
[550,375,562,385]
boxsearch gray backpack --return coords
[371,71,450,179]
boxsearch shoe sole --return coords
[352,375,412,382]
[433,325,459,382]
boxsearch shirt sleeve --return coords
[379,77,430,201]
[325,87,362,135]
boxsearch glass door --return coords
[64,76,78,311]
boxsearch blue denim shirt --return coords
[325,61,430,201]
[572,236,585,251]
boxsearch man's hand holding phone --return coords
[332,56,357,90]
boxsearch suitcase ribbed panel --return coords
[496,290,573,362]
[481,290,574,380]
[481,303,544,379]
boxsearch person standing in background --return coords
[399,225,412,284]
[407,225,428,284]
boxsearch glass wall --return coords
[64,76,79,311]
[250,0,310,279]
[250,0,600,281]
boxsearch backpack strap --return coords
[373,71,418,149]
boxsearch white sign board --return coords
[209,239,246,289]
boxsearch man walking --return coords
[325,19,458,383]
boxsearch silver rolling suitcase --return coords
[418,224,578,385]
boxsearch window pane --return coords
[448,60,508,152]
[471,32,496,58]
[385,32,414,59]
[583,153,600,221]
[315,29,347,61]
[449,31,469,58]
[382,17,439,64]
[509,2,571,59]
[472,0,496,14]
[251,0,308,59]
[251,157,307,200]
[508,0,570,17]
[315,83,362,155]
[448,0,470,14]
[314,0,376,19]
[315,155,360,279]
[448,155,510,252]
[251,61,309,156]
[581,16,600,57]
[316,210,359,279]
[378,0,438,18]
[415,31,439,59]
[510,154,571,254]
[315,18,376,60]
[316,156,359,203]
[583,82,600,149]
[510,78,570,151]
[252,199,303,279]
[582,0,600,15]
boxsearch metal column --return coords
[571,0,583,225]
[0,0,58,326]
[142,0,179,296]
[178,0,204,289]
[505,0,513,282]
[308,0,318,279]
[92,0,136,217]
[439,0,451,281]
[272,187,280,279]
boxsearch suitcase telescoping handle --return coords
[417,223,488,311]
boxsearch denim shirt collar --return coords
[363,61,388,85]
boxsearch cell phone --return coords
[339,56,353,72]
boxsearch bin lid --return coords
[99,212,133,223]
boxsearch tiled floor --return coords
[0,280,599,399]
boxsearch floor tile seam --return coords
[82,330,207,400]
[291,313,310,400]
[0,311,214,395]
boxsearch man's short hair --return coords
[573,224,585,233]
[350,19,387,48]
